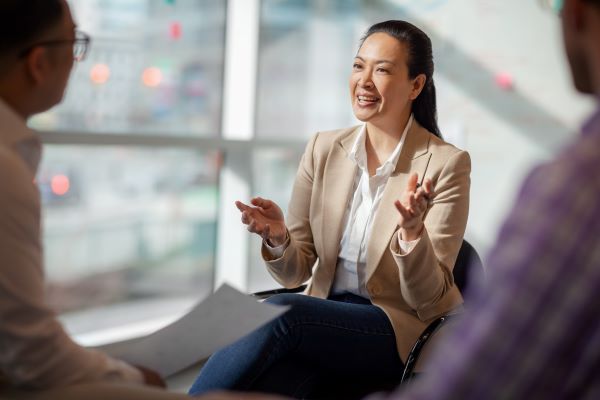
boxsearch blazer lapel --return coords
[320,127,360,275]
[365,122,432,283]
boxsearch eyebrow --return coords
[354,56,396,66]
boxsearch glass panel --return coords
[256,0,420,138]
[30,0,226,136]
[256,0,582,259]
[247,148,303,293]
[40,146,218,334]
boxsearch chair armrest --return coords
[251,285,307,300]
[400,313,460,384]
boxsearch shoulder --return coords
[414,125,470,173]
[428,129,468,160]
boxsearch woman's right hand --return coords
[235,197,287,247]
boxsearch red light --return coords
[169,22,182,40]
[51,175,70,196]
[495,72,514,91]
[90,63,110,85]
[142,67,162,87]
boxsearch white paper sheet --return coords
[99,284,289,377]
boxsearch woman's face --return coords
[349,32,425,127]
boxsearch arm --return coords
[391,150,471,321]
[0,153,143,388]
[262,133,320,288]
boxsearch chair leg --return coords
[400,314,458,384]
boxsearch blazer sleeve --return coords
[390,149,471,321]
[261,133,320,288]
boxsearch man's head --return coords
[561,0,600,94]
[0,0,79,119]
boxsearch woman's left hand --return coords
[394,173,433,241]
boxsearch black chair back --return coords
[453,239,484,296]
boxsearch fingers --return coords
[395,200,413,220]
[235,200,250,212]
[396,176,434,230]
[237,197,284,241]
[408,191,418,210]
[406,173,418,193]
[415,179,433,202]
[240,209,269,237]
[251,197,272,209]
[241,210,250,225]
[423,178,434,197]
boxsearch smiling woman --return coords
[188,19,471,399]
[351,21,441,140]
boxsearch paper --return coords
[99,284,289,377]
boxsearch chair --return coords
[400,239,483,384]
[251,239,483,398]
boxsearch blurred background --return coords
[31,0,593,343]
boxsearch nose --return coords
[357,69,374,89]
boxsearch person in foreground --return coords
[0,1,277,400]
[0,0,171,398]
[189,20,471,398]
[363,0,600,398]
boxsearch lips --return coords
[356,94,380,106]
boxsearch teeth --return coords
[358,96,378,101]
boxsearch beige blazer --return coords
[262,121,471,361]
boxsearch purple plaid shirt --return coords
[374,106,600,400]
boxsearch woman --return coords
[189,20,470,398]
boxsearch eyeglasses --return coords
[19,30,91,62]
[539,0,564,15]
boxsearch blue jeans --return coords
[188,293,404,398]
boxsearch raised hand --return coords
[235,197,287,247]
[394,173,433,241]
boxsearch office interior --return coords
[32,0,593,390]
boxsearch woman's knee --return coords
[263,294,318,327]
[264,293,311,307]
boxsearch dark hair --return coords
[360,20,442,138]
[0,0,64,57]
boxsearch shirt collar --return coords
[0,98,42,173]
[348,114,413,176]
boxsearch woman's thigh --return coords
[264,293,403,376]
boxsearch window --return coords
[33,0,227,339]
[250,0,583,292]
[31,0,226,136]
[31,0,585,336]
[41,146,218,313]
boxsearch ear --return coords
[24,47,49,85]
[409,74,427,100]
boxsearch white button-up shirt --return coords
[332,116,416,298]
[266,116,418,298]
[0,98,143,388]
